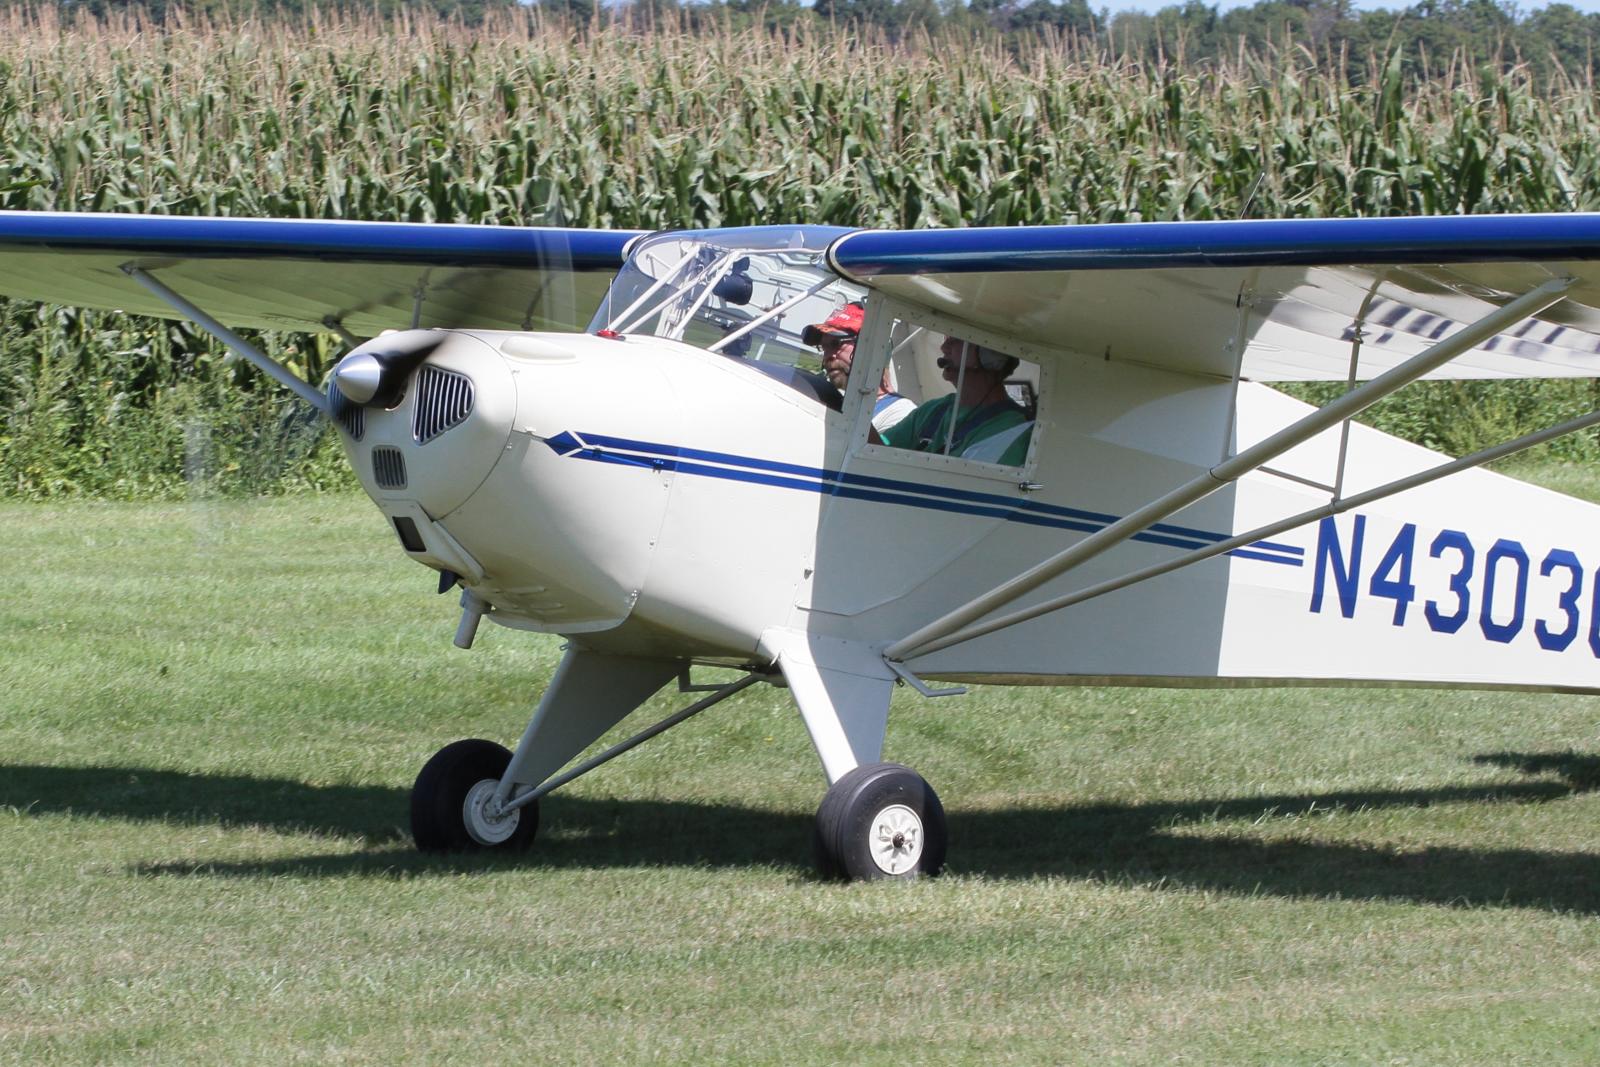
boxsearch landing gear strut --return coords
[812,763,947,881]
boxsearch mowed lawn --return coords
[4,468,1600,1064]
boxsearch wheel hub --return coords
[462,778,519,846]
[869,803,923,876]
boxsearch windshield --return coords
[589,226,864,375]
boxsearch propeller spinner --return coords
[332,332,446,408]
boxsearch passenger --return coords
[802,302,915,433]
[880,335,1033,467]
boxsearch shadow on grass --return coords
[4,755,1599,912]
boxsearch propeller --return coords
[425,221,594,336]
[319,226,595,439]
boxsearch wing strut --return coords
[929,401,1600,644]
[123,266,330,415]
[1333,273,1390,499]
[1216,271,1259,463]
[883,276,1575,664]
[492,672,763,815]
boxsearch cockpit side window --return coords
[868,315,1040,470]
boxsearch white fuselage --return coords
[342,329,837,662]
[340,328,1600,694]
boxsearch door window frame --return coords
[847,294,1053,483]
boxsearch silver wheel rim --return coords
[462,778,518,846]
[869,803,923,876]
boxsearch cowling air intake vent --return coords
[327,378,365,440]
[372,446,407,490]
[412,366,474,445]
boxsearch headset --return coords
[938,342,1016,375]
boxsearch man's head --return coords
[938,335,1018,386]
[804,303,865,390]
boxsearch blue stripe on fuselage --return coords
[547,432,1305,566]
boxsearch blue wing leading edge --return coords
[2,209,1600,382]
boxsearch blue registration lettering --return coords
[1535,549,1583,652]
[1479,539,1529,644]
[1424,530,1474,634]
[1588,571,1600,658]
[1368,523,1418,626]
[1311,515,1365,619]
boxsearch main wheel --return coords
[813,762,946,881]
[411,738,539,853]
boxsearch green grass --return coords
[4,475,1600,1064]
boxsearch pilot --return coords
[880,335,1033,466]
[802,302,915,433]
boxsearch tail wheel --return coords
[411,738,539,853]
[813,762,946,882]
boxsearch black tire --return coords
[410,738,539,853]
[811,774,850,881]
[812,762,946,882]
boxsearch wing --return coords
[830,214,1600,382]
[0,211,644,335]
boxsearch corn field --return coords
[3,7,1600,497]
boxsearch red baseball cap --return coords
[802,302,864,346]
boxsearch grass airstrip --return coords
[4,464,1600,1063]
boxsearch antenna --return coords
[1238,171,1266,221]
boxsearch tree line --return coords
[30,0,1600,81]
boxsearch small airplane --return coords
[4,209,1600,880]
